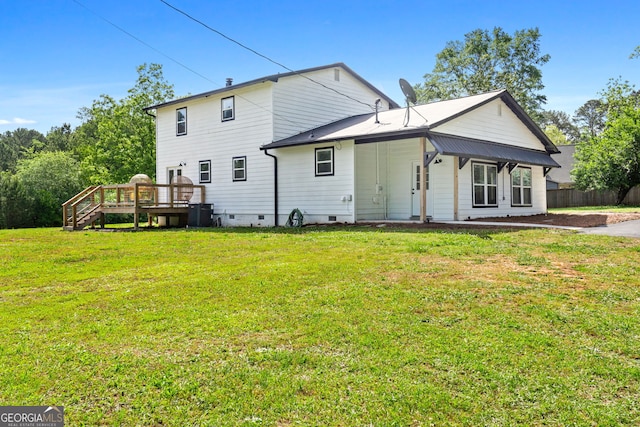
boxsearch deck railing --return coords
[63,183,206,230]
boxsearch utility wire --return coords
[71,0,212,85]
[71,0,305,129]
[158,0,376,110]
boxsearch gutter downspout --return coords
[263,148,279,226]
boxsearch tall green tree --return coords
[573,99,606,139]
[0,128,46,172]
[415,27,550,121]
[14,151,83,227]
[540,110,580,143]
[0,172,31,228]
[572,79,640,204]
[76,63,174,184]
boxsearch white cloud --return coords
[0,117,37,126]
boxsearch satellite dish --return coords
[399,78,417,105]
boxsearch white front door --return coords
[411,161,433,218]
[411,161,421,217]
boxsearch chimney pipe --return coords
[226,78,233,87]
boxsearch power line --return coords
[158,0,376,110]
[71,0,305,129]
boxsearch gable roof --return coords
[547,144,576,184]
[144,62,400,111]
[262,90,559,154]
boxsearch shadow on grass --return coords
[89,221,546,239]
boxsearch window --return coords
[199,160,211,183]
[232,156,246,181]
[512,167,532,206]
[176,107,187,135]
[315,147,334,176]
[473,163,498,207]
[222,96,234,121]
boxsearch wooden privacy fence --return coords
[547,186,640,208]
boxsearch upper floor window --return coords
[199,160,211,183]
[473,162,497,207]
[315,147,334,176]
[222,96,235,121]
[512,167,532,206]
[176,107,187,136]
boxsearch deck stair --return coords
[62,183,206,230]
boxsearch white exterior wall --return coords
[457,162,548,220]
[436,98,547,151]
[275,141,355,225]
[272,66,388,141]
[354,143,387,220]
[155,83,277,226]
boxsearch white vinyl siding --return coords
[271,67,390,141]
[436,99,546,151]
[276,141,355,224]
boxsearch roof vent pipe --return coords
[226,78,233,87]
[374,98,381,124]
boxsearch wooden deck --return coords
[62,183,206,230]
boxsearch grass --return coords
[550,205,640,214]
[1,226,639,425]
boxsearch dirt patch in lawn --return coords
[468,212,640,227]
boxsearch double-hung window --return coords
[222,96,234,121]
[176,107,187,136]
[232,156,246,181]
[199,160,211,183]
[512,167,532,206]
[315,147,334,176]
[473,163,498,207]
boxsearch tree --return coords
[572,80,640,204]
[540,110,580,142]
[544,125,568,146]
[0,128,46,172]
[415,27,550,121]
[573,99,606,139]
[76,63,174,184]
[14,151,83,227]
[0,172,31,228]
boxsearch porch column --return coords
[420,136,427,222]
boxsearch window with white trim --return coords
[176,107,187,136]
[232,156,246,181]
[512,167,532,206]
[473,163,498,207]
[315,147,334,176]
[199,160,211,183]
[222,96,234,121]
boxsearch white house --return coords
[145,63,560,226]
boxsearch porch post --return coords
[453,156,459,221]
[420,136,427,222]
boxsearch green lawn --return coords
[1,226,639,426]
[550,205,640,213]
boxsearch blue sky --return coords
[1,0,638,134]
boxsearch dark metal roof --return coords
[144,63,400,111]
[428,132,561,168]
